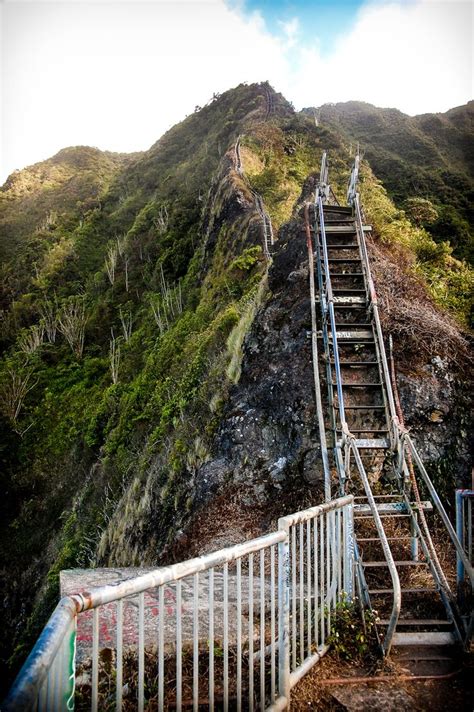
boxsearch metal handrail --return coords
[348,152,473,645]
[316,194,347,432]
[352,193,399,434]
[347,156,473,582]
[305,203,331,501]
[402,433,474,588]
[313,155,401,655]
[5,497,355,712]
[348,438,401,655]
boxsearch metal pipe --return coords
[277,517,291,707]
[304,202,331,500]
[248,553,254,712]
[280,495,353,528]
[223,563,229,712]
[116,599,123,712]
[299,522,304,662]
[208,569,215,712]
[193,572,199,712]
[4,597,78,712]
[288,644,330,688]
[92,607,99,712]
[158,586,164,712]
[270,545,276,704]
[291,526,296,670]
[75,531,285,612]
[138,592,145,712]
[456,489,465,585]
[407,437,474,586]
[306,519,312,656]
[236,558,242,712]
[350,442,401,656]
[314,517,319,648]
[259,549,265,708]
[176,581,182,712]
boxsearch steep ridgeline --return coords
[307,101,474,264]
[0,83,471,690]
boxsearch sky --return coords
[1,0,472,183]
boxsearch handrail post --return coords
[343,502,355,598]
[278,517,291,708]
[456,489,465,586]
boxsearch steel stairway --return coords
[307,151,473,662]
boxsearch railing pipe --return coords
[317,195,347,431]
[353,194,398,426]
[3,597,78,712]
[350,441,401,655]
[405,436,474,587]
[305,202,331,501]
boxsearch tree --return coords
[109,329,121,384]
[58,297,87,357]
[0,366,37,435]
[39,299,58,343]
[17,325,44,355]
[105,243,119,285]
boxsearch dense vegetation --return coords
[311,100,474,265]
[0,83,472,690]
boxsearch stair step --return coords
[362,560,427,568]
[332,330,373,340]
[357,537,412,543]
[336,436,386,449]
[332,382,382,387]
[355,495,403,499]
[352,437,389,449]
[336,339,375,346]
[333,296,366,304]
[323,226,357,233]
[328,258,361,263]
[392,631,457,647]
[342,405,385,410]
[337,429,388,434]
[325,244,360,249]
[333,287,365,291]
[379,619,452,627]
[369,588,437,595]
[323,205,353,214]
[354,501,432,514]
[335,360,379,365]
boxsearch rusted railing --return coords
[4,496,354,712]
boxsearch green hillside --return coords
[312,100,474,263]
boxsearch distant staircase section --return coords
[308,150,474,658]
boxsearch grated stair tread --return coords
[369,587,437,595]
[331,382,382,387]
[357,537,412,543]
[392,631,457,647]
[362,560,428,568]
[379,619,452,627]
[328,258,362,263]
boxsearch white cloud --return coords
[284,0,472,114]
[1,0,472,182]
[278,16,300,49]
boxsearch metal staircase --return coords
[308,151,474,660]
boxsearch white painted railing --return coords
[4,496,354,711]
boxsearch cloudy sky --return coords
[1,0,472,182]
